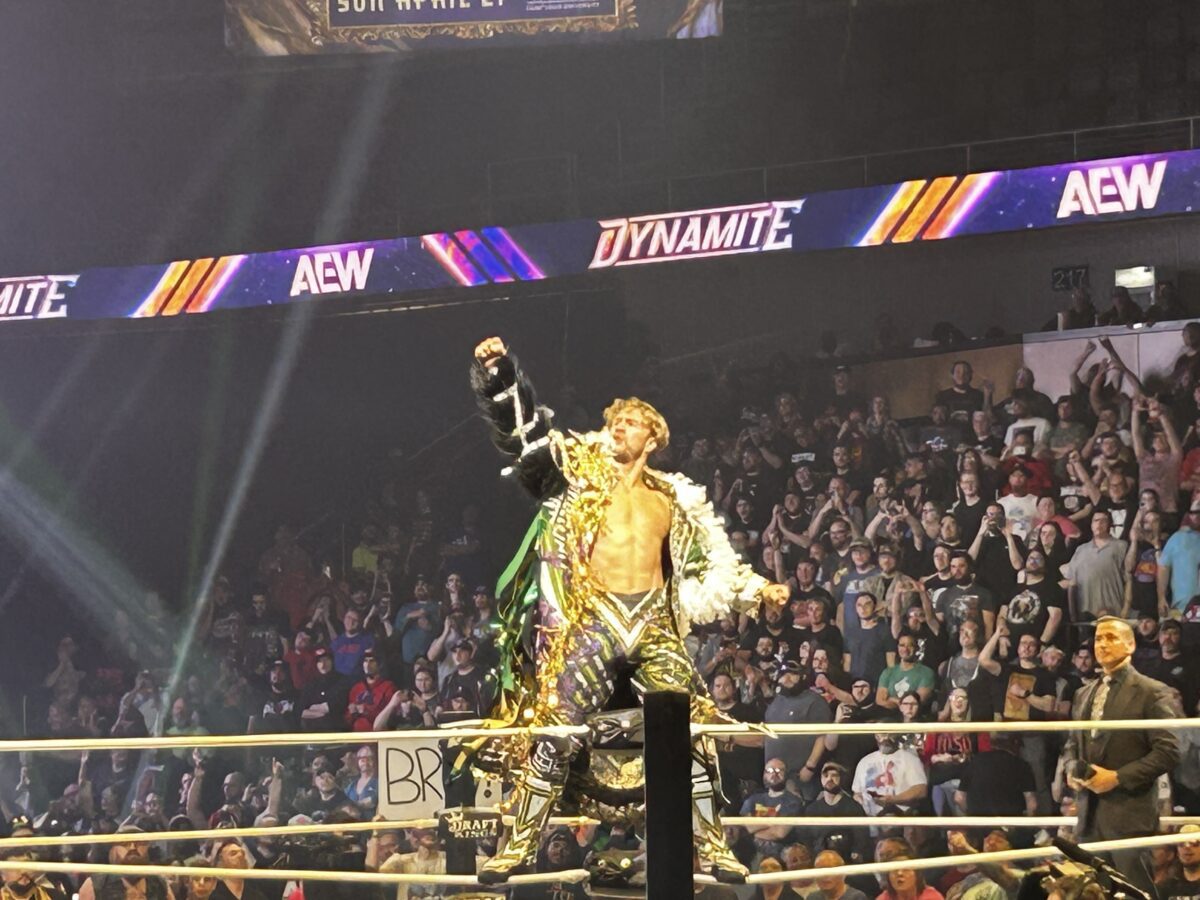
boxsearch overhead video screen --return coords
[224,0,721,55]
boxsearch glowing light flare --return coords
[856,180,928,246]
[132,260,192,317]
[160,258,217,316]
[422,234,485,286]
[891,176,959,243]
[922,171,1000,240]
[481,227,546,280]
[453,231,514,283]
[187,256,246,314]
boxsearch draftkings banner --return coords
[224,0,721,55]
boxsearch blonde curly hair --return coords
[602,397,670,450]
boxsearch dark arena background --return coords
[5,1,1200,897]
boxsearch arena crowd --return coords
[6,286,1200,900]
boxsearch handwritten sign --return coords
[378,738,446,820]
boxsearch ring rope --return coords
[0,816,602,849]
[723,815,1200,828]
[0,725,590,754]
[702,829,1200,886]
[1,859,589,887]
[694,716,1200,736]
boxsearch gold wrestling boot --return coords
[692,757,749,884]
[478,773,563,884]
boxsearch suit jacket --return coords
[1066,663,1180,839]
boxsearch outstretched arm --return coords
[470,337,565,500]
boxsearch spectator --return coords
[921,688,986,816]
[208,838,268,900]
[1126,508,1166,619]
[804,762,870,865]
[876,635,935,712]
[250,660,297,733]
[344,745,377,816]
[378,827,447,898]
[438,639,486,715]
[851,733,927,819]
[810,850,871,900]
[934,554,996,653]
[877,854,944,900]
[298,647,346,732]
[844,593,895,688]
[1132,395,1183,516]
[999,547,1064,655]
[345,649,396,732]
[331,609,374,677]
[740,758,805,860]
[751,854,803,900]
[935,362,986,426]
[1063,510,1129,620]
[832,538,882,638]
[954,733,1037,822]
[1147,619,1200,713]
[1159,825,1200,898]
[1060,287,1098,330]
[977,629,1059,811]
[1159,504,1200,615]
[1001,397,1051,451]
[1098,286,1144,326]
[763,663,832,798]
[78,827,174,900]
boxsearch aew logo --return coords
[590,201,803,269]
[289,248,375,298]
[1056,159,1167,219]
[0,275,76,321]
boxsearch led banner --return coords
[9,147,1200,324]
[223,0,721,56]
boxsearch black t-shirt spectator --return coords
[741,621,806,663]
[256,687,298,731]
[936,386,985,421]
[974,533,1020,599]
[1097,494,1139,543]
[797,622,845,665]
[895,622,945,673]
[952,498,987,544]
[989,663,1057,721]
[1157,877,1200,898]
[958,749,1035,814]
[1002,579,1064,654]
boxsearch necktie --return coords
[1089,675,1112,738]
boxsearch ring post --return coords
[644,690,693,896]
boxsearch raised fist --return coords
[474,336,507,368]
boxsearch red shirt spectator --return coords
[345,650,396,731]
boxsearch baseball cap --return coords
[453,639,475,651]
[876,542,898,558]
[314,762,337,778]
[270,659,287,669]
[848,537,872,551]
[362,648,376,659]
[314,647,331,659]
[776,661,803,680]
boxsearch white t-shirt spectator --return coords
[851,747,927,817]
[1004,417,1051,448]
[999,493,1039,541]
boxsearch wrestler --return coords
[469,336,789,884]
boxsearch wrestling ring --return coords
[3,710,1199,896]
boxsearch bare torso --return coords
[589,479,672,594]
